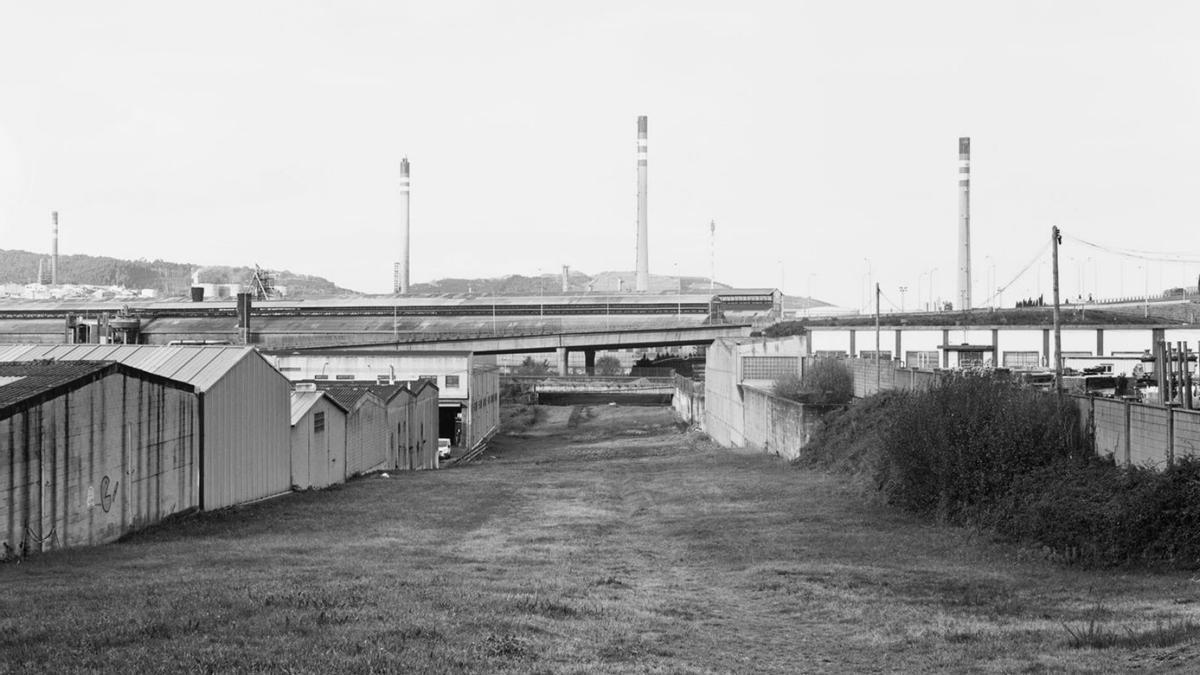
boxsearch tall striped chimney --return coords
[396,157,410,294]
[635,116,649,292]
[51,211,59,286]
[957,137,971,311]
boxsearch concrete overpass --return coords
[283,324,754,374]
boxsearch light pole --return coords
[806,273,816,318]
[929,267,939,311]
[917,272,925,312]
[674,261,681,317]
[863,258,873,313]
[899,286,908,312]
[984,255,994,309]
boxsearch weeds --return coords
[1063,612,1200,650]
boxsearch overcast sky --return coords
[2,1,1199,309]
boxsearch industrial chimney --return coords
[561,265,570,293]
[957,137,971,311]
[635,116,649,292]
[51,211,59,286]
[396,157,411,294]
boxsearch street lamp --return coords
[863,258,873,313]
[984,255,994,309]
[806,273,816,318]
[899,286,908,312]
[929,267,939,311]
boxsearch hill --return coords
[0,249,357,298]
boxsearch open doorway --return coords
[438,404,463,447]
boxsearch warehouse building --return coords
[0,361,198,556]
[0,344,292,510]
[266,349,499,452]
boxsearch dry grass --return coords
[1,404,1199,673]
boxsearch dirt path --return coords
[1,404,1198,673]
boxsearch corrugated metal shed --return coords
[0,343,291,510]
[0,344,255,392]
[0,361,199,555]
[289,390,347,490]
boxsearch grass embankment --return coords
[1,405,1198,672]
[802,377,1200,570]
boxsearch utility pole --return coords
[1052,226,1063,394]
[875,282,881,393]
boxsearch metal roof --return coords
[0,361,114,412]
[0,360,195,418]
[0,344,263,392]
[289,390,347,425]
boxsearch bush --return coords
[801,373,1200,568]
[772,358,853,405]
[772,372,806,401]
[514,357,552,376]
[878,373,1087,521]
[994,457,1200,567]
[803,359,854,405]
[594,355,624,376]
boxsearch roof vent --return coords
[295,382,317,392]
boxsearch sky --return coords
[2,1,1199,310]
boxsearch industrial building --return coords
[266,349,499,452]
[0,344,292,511]
[0,361,198,556]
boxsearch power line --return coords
[1061,232,1200,263]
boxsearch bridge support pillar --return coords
[556,347,569,376]
[849,330,856,358]
[1096,328,1104,357]
[942,329,950,368]
[584,349,596,375]
[1042,328,1050,368]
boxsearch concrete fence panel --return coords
[1172,409,1200,460]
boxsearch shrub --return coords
[514,357,552,376]
[877,373,1087,522]
[802,358,854,405]
[772,372,806,401]
[594,355,624,376]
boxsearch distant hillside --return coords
[412,271,739,296]
[0,249,357,298]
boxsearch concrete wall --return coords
[699,336,811,457]
[0,371,198,556]
[672,375,705,427]
[702,339,743,446]
[741,386,819,461]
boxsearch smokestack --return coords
[397,157,411,294]
[51,211,59,286]
[561,265,570,293]
[635,116,649,292]
[37,258,45,285]
[957,137,971,311]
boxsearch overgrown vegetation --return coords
[594,355,624,376]
[772,358,853,405]
[802,375,1200,569]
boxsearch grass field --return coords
[2,404,1199,673]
